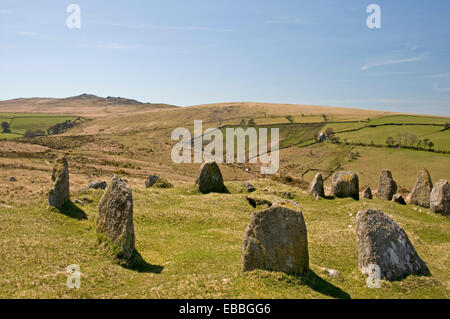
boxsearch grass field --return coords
[368,115,449,125]
[336,125,450,151]
[0,114,79,139]
[0,180,448,299]
[0,96,449,299]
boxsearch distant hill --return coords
[0,94,178,117]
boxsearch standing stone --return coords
[48,156,70,209]
[363,187,373,199]
[393,194,406,205]
[244,181,256,193]
[145,175,159,188]
[430,179,450,216]
[97,176,135,260]
[332,171,359,200]
[377,169,397,200]
[309,173,325,198]
[242,204,309,274]
[407,168,433,207]
[356,209,430,281]
[195,161,227,194]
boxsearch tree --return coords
[428,141,434,151]
[248,118,255,125]
[313,131,319,141]
[409,133,417,147]
[445,122,450,130]
[322,114,328,123]
[386,136,395,147]
[1,121,10,133]
[325,127,335,137]
[24,130,37,138]
[24,129,45,138]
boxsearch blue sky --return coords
[0,0,449,116]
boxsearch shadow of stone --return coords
[199,185,231,195]
[123,250,164,274]
[323,195,335,200]
[294,270,351,299]
[57,200,88,220]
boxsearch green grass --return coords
[336,125,450,151]
[343,146,450,190]
[321,122,367,134]
[0,181,448,299]
[0,113,79,139]
[368,115,449,125]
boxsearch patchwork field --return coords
[0,114,80,139]
[0,94,449,299]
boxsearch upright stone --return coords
[195,161,226,194]
[377,169,397,200]
[407,168,433,207]
[48,156,70,209]
[309,173,325,198]
[332,171,359,200]
[363,187,373,199]
[356,209,430,281]
[242,204,309,274]
[430,179,450,216]
[97,176,135,260]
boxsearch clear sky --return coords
[1,0,449,115]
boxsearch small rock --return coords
[9,177,17,182]
[88,181,107,190]
[74,198,84,206]
[281,191,294,199]
[327,269,342,278]
[243,181,256,193]
[145,175,159,188]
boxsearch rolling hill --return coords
[0,95,449,299]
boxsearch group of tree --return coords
[24,129,46,138]
[385,132,435,151]
[47,119,77,135]
[1,121,11,133]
